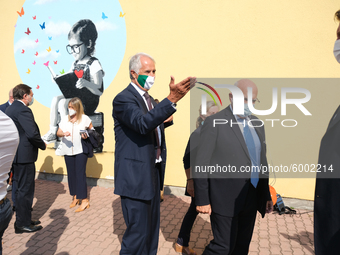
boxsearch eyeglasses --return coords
[244,97,260,104]
[66,43,84,54]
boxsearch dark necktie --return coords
[243,121,259,188]
[143,92,161,159]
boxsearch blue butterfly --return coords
[56,50,59,53]
[48,36,52,40]
[40,22,45,30]
[102,12,108,19]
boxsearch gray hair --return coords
[129,52,155,79]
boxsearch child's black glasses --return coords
[66,43,84,54]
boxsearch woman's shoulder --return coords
[81,114,92,122]
[60,115,69,123]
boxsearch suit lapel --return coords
[225,106,251,160]
[127,84,148,114]
[327,105,340,131]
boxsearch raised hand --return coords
[167,76,196,103]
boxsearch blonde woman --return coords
[56,97,92,212]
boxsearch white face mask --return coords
[239,103,253,118]
[144,76,155,90]
[69,108,76,116]
[231,98,253,117]
[333,40,340,63]
[28,96,34,106]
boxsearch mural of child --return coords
[42,19,105,144]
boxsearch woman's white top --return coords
[56,114,91,156]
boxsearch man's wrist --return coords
[165,97,177,108]
[167,95,179,104]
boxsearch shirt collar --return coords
[230,105,249,122]
[131,82,148,98]
[17,99,27,106]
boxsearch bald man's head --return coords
[9,88,14,104]
[229,79,259,118]
[235,79,258,98]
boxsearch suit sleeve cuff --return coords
[165,98,177,110]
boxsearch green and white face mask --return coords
[137,74,155,90]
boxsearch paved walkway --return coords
[3,179,315,255]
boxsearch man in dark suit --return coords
[0,89,14,113]
[194,79,273,254]
[314,9,340,254]
[112,52,193,254]
[6,84,46,233]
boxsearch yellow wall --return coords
[1,0,340,200]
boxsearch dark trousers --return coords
[0,198,12,255]
[64,153,88,199]
[120,165,160,255]
[11,180,17,207]
[203,185,258,255]
[11,167,16,207]
[177,196,199,247]
[12,163,35,227]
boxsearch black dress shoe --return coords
[15,224,42,234]
[31,220,41,225]
[14,221,41,227]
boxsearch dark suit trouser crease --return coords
[120,165,161,255]
[203,184,258,255]
[13,163,35,227]
[0,198,12,255]
[64,153,88,199]
[177,196,199,247]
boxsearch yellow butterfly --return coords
[119,11,126,18]
[26,68,31,74]
[46,46,51,52]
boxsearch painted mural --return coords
[13,0,126,152]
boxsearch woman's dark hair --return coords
[68,19,98,56]
[13,84,32,100]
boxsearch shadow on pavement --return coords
[34,156,67,219]
[21,209,70,255]
[280,231,314,254]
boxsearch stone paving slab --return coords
[2,180,315,255]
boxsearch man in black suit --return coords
[112,53,193,254]
[0,88,14,113]
[6,84,46,233]
[314,9,340,254]
[194,79,273,254]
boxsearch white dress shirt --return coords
[131,82,162,162]
[0,111,19,200]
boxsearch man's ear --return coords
[131,70,138,80]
